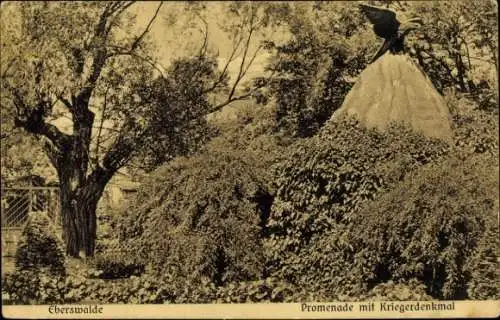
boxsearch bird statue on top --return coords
[360,4,423,63]
[331,4,452,140]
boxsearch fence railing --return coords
[1,187,61,229]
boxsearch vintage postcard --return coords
[1,1,498,318]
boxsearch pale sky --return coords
[134,2,273,79]
[50,2,284,139]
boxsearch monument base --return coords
[332,54,452,140]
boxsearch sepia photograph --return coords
[1,1,498,318]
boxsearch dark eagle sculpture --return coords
[360,4,423,63]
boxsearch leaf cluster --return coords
[341,154,498,299]
[14,212,65,275]
[264,117,452,298]
[131,55,218,170]
[3,212,67,304]
[118,141,274,285]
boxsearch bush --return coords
[93,205,145,279]
[450,96,499,157]
[334,155,498,299]
[95,206,120,255]
[2,269,68,304]
[108,101,289,287]
[466,205,500,300]
[264,117,450,293]
[61,273,217,304]
[60,273,316,304]
[261,3,373,138]
[14,212,65,275]
[2,212,67,304]
[214,277,303,303]
[118,144,274,285]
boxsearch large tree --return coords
[0,1,285,258]
[0,1,214,257]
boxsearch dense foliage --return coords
[3,213,66,304]
[340,155,498,299]
[258,1,498,137]
[132,56,219,171]
[466,211,500,300]
[91,252,145,280]
[118,144,273,285]
[4,105,497,305]
[449,94,499,157]
[262,3,372,137]
[14,212,65,275]
[264,117,450,289]
[264,116,497,300]
[406,1,498,107]
[0,1,226,257]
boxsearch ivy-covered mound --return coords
[264,117,451,300]
[330,154,498,300]
[450,96,499,158]
[118,143,274,286]
[2,212,67,304]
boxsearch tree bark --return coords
[58,164,113,257]
[58,165,80,257]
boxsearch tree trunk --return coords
[58,164,112,258]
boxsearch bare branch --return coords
[241,43,263,79]
[210,92,253,113]
[14,110,72,151]
[1,57,17,79]
[104,2,165,77]
[197,15,209,58]
[129,2,163,51]
[2,83,68,149]
[107,45,167,77]
[227,24,255,101]
[57,95,73,110]
[102,129,137,171]
[104,1,135,36]
[210,56,281,113]
[468,55,497,64]
[203,34,244,94]
[457,35,472,71]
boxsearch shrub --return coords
[214,277,312,303]
[108,101,289,286]
[336,155,498,299]
[450,94,499,158]
[2,212,67,304]
[95,206,120,255]
[2,269,68,304]
[60,273,316,304]
[14,212,65,275]
[264,117,450,292]
[118,144,274,285]
[261,3,373,138]
[93,205,145,279]
[61,272,217,304]
[466,205,500,300]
